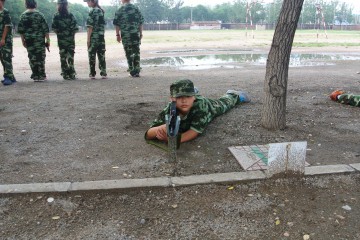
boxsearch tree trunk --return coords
[261,0,304,130]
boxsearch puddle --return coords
[127,53,360,70]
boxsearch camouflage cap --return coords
[170,79,196,97]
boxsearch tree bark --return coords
[261,0,304,130]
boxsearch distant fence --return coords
[143,23,360,31]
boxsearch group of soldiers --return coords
[0,0,144,86]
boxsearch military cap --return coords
[57,0,67,3]
[170,79,196,97]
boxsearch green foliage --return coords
[3,0,358,32]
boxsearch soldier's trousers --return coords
[0,42,15,80]
[208,93,239,118]
[25,39,46,80]
[123,43,140,75]
[338,94,360,107]
[59,45,76,79]
[88,35,107,77]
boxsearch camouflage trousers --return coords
[0,43,15,80]
[88,36,107,77]
[25,39,46,80]
[338,94,360,107]
[209,93,239,118]
[123,43,140,75]
[59,46,76,80]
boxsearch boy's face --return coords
[171,96,195,115]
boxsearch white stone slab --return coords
[267,141,307,177]
[305,164,355,175]
[349,163,360,171]
[0,182,71,193]
[229,142,309,173]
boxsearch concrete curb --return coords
[0,163,359,194]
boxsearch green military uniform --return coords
[0,7,15,85]
[113,2,144,76]
[86,6,107,78]
[337,94,360,107]
[149,79,242,134]
[51,1,78,80]
[18,10,49,81]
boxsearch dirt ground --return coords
[0,30,360,239]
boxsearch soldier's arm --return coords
[87,26,93,48]
[180,129,198,143]
[139,24,143,39]
[115,26,121,43]
[20,34,26,48]
[0,26,9,47]
[146,124,167,141]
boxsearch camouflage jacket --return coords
[0,8,13,44]
[113,3,144,45]
[338,94,360,107]
[18,10,49,39]
[150,95,225,134]
[51,12,78,47]
[86,7,105,38]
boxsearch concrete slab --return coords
[267,142,307,177]
[0,182,71,194]
[171,171,266,186]
[229,143,309,171]
[350,163,360,171]
[305,164,355,176]
[70,177,171,191]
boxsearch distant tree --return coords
[192,5,211,21]
[69,3,89,28]
[136,0,166,23]
[261,0,304,130]
[4,0,25,30]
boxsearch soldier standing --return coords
[0,0,16,86]
[52,0,78,80]
[18,0,50,82]
[113,0,144,77]
[84,0,107,79]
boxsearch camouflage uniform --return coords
[52,8,78,80]
[149,79,240,134]
[86,7,107,77]
[18,10,49,81]
[113,2,144,76]
[0,8,15,82]
[337,94,360,107]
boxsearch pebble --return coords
[47,197,54,203]
[342,205,351,211]
[140,219,146,224]
[21,130,27,134]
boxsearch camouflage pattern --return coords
[338,94,360,107]
[86,7,107,77]
[18,10,49,80]
[0,8,15,80]
[150,94,239,134]
[113,2,144,75]
[52,12,78,79]
[170,79,196,97]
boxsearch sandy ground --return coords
[0,30,360,239]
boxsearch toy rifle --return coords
[165,101,180,163]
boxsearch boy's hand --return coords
[0,39,5,47]
[155,125,168,141]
